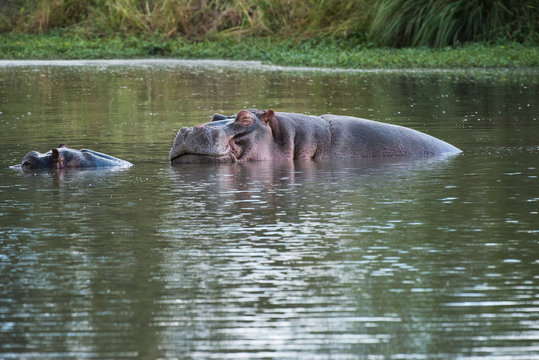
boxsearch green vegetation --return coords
[2,0,536,44]
[2,33,537,68]
[0,0,375,39]
[0,0,537,68]
[370,0,538,47]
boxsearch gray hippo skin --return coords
[169,109,461,164]
[21,144,133,170]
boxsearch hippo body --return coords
[170,109,461,164]
[21,144,133,170]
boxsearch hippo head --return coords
[170,109,276,164]
[21,144,85,170]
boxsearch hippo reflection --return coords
[170,109,461,164]
[21,144,133,170]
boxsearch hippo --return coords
[170,109,461,164]
[21,144,133,170]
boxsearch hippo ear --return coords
[261,109,275,124]
[211,113,229,122]
[58,143,68,148]
[51,149,61,162]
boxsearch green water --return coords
[0,60,538,359]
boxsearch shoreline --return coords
[1,58,539,74]
[1,34,538,69]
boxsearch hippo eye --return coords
[22,161,31,167]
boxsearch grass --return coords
[1,33,538,69]
[369,0,538,47]
[2,0,536,46]
[0,0,375,40]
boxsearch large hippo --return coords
[170,109,461,164]
[21,144,133,170]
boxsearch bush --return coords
[369,0,538,47]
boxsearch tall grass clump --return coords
[369,0,538,47]
[252,0,374,39]
[1,0,252,37]
[0,0,93,32]
[1,0,376,39]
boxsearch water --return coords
[0,60,538,359]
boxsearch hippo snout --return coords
[22,151,43,168]
[169,124,232,163]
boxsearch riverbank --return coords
[1,33,538,69]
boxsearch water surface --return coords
[0,61,538,359]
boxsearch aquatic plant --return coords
[2,33,538,68]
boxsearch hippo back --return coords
[320,115,461,158]
[80,149,133,167]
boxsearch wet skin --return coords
[170,109,461,164]
[21,144,133,170]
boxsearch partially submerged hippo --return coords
[21,144,133,170]
[170,109,461,164]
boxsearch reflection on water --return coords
[0,62,538,359]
